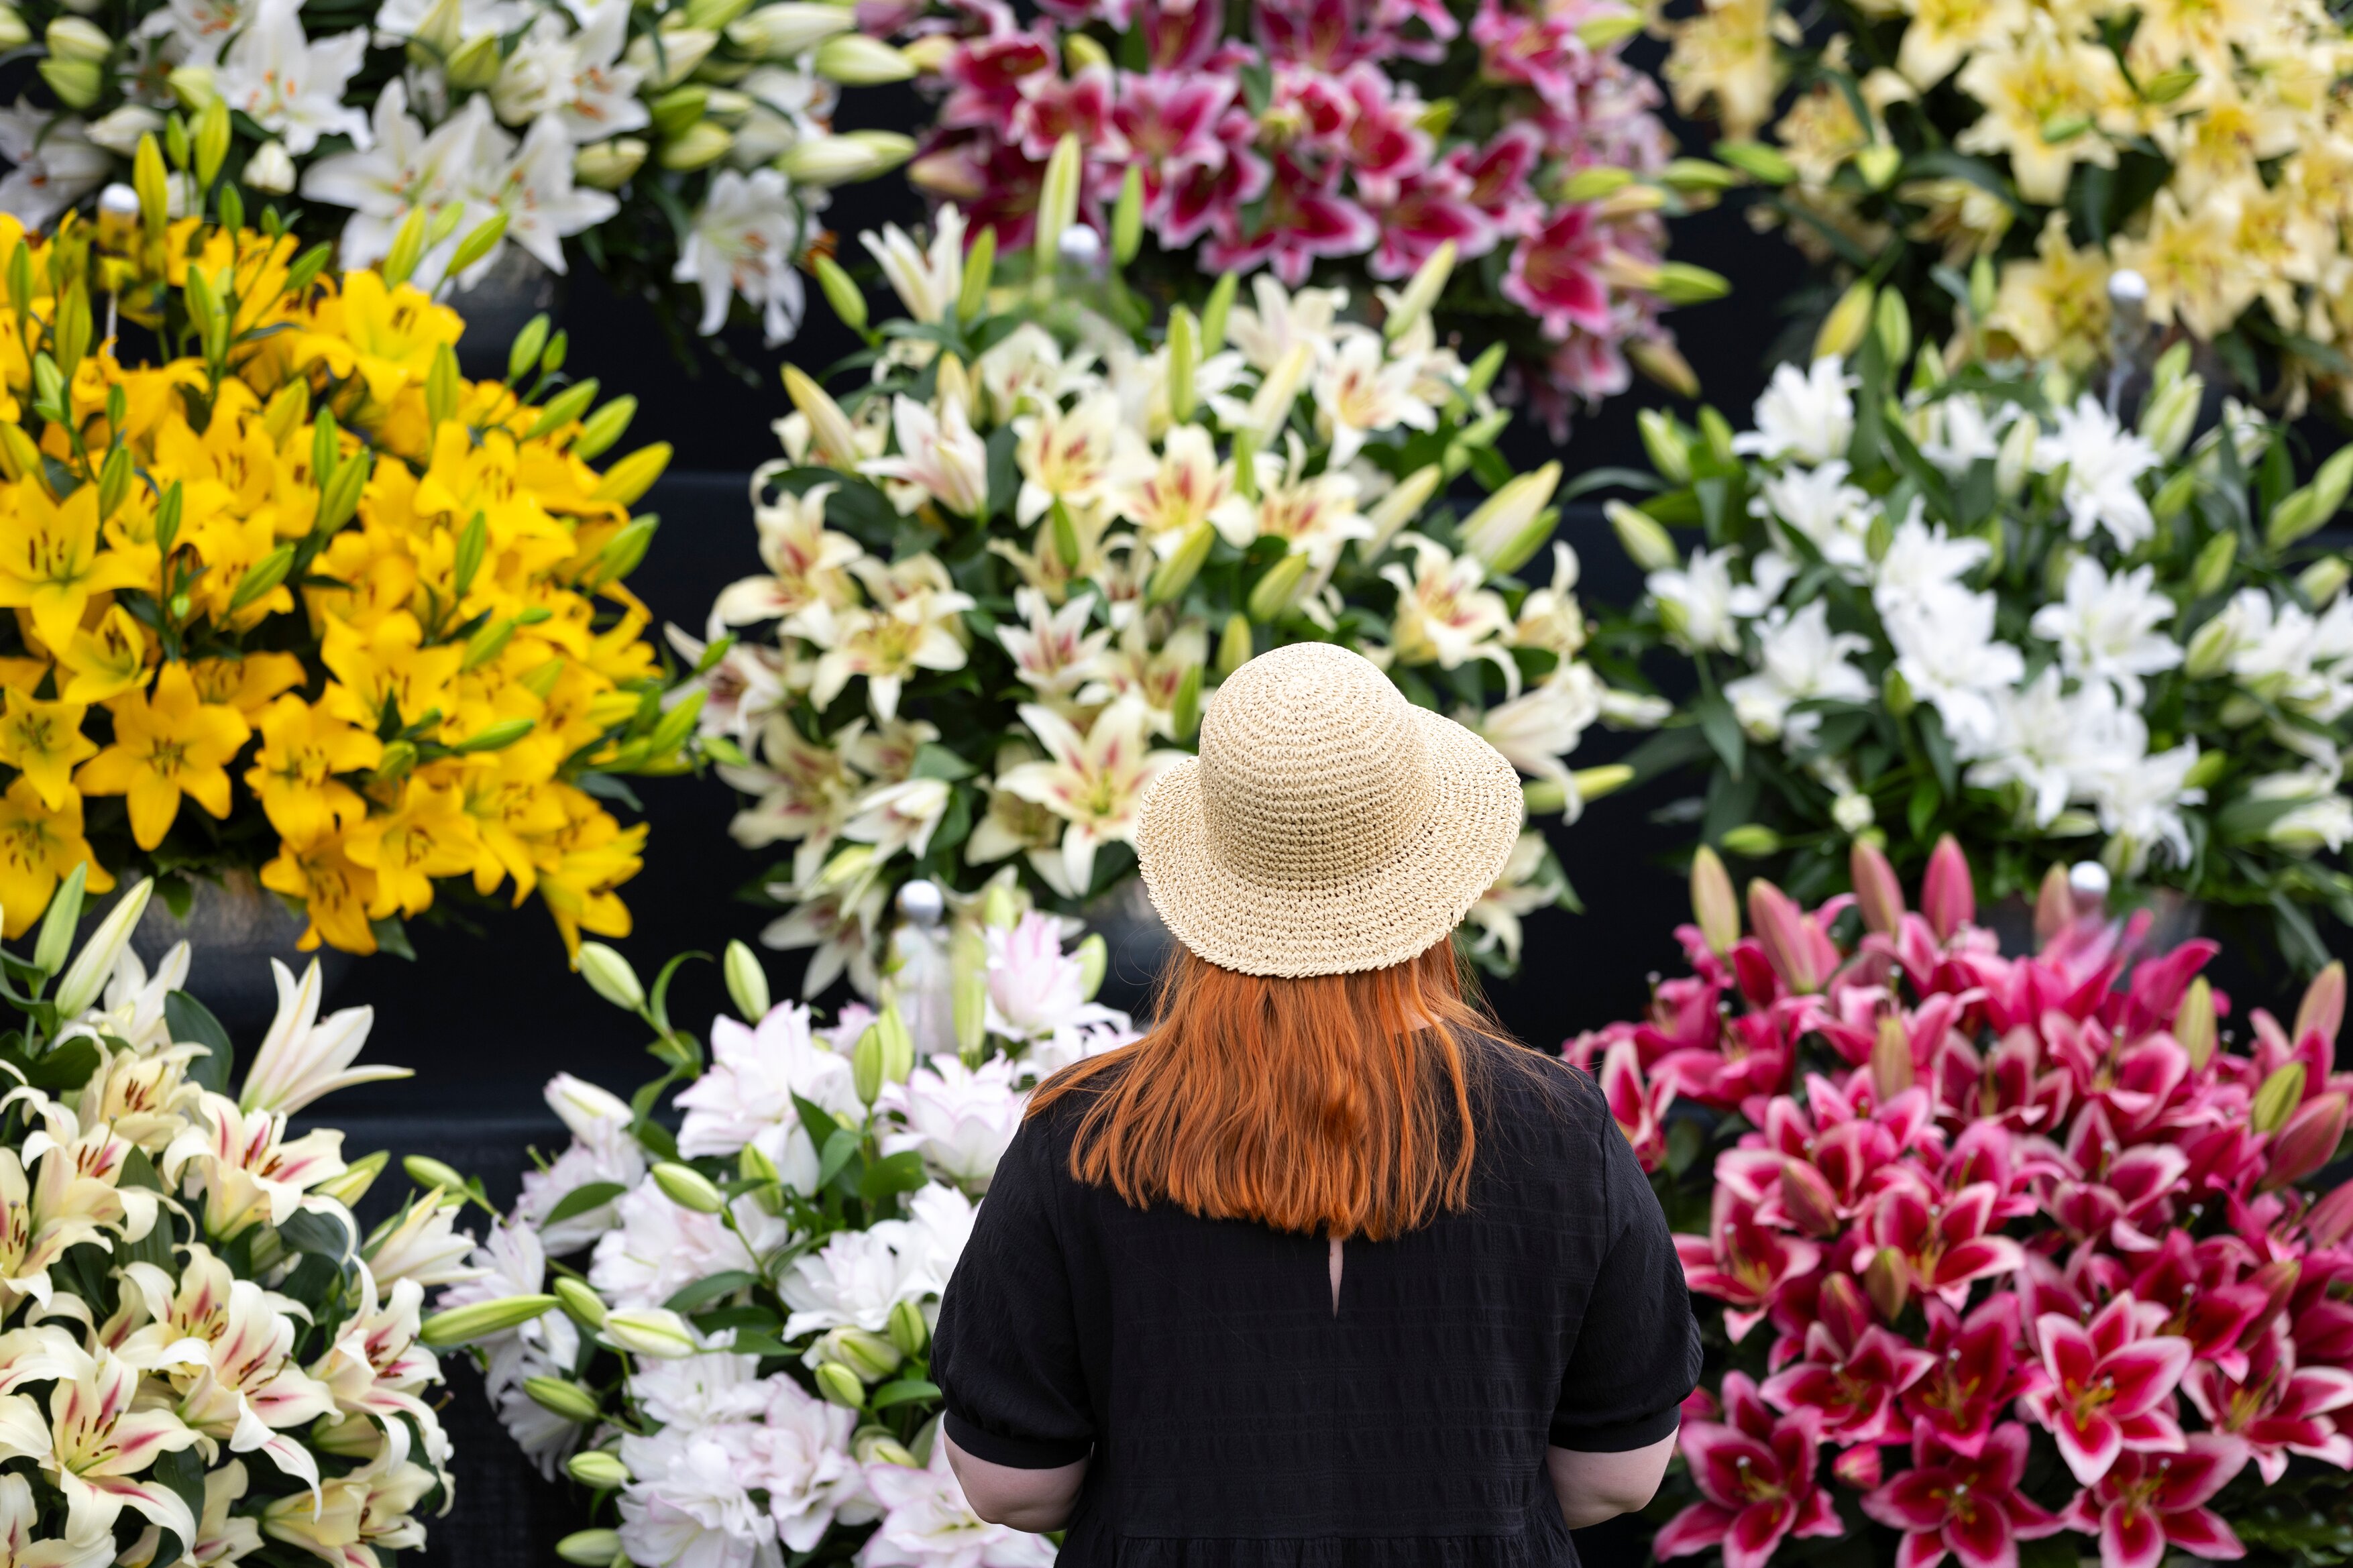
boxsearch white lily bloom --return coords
[474,114,617,276]
[673,168,808,345]
[861,395,991,518]
[588,1177,791,1310]
[2029,557,2183,705]
[1224,276,1349,373]
[1725,599,1874,744]
[0,109,111,231]
[2040,394,2160,551]
[778,1227,931,1339]
[1753,461,1872,578]
[1312,331,1438,469]
[141,0,246,63]
[998,697,1185,893]
[1732,356,1856,465]
[862,205,964,325]
[518,1116,647,1254]
[239,959,403,1115]
[617,1427,777,1568]
[1965,667,2128,827]
[859,1439,1056,1568]
[877,1054,1026,1189]
[1013,393,1146,526]
[630,1347,773,1429]
[434,1221,576,1398]
[1914,392,2013,475]
[2081,722,2202,873]
[1881,583,2026,757]
[673,1002,861,1190]
[1871,510,1989,623]
[214,0,371,155]
[1479,666,1606,802]
[995,588,1112,697]
[758,1376,875,1550]
[840,777,952,864]
[1462,832,1559,968]
[303,84,493,281]
[1646,547,1784,655]
[1384,534,1518,681]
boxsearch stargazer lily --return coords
[1859,1421,2063,1568]
[0,1340,203,1545]
[998,697,1185,895]
[2022,1295,2193,1485]
[1653,1372,1841,1568]
[2056,1433,2250,1568]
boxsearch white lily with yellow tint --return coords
[0,1339,205,1544]
[161,1093,349,1241]
[999,697,1187,894]
[239,958,406,1115]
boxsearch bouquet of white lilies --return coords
[0,870,475,1567]
[1608,311,2353,968]
[677,135,1663,994]
[439,913,1136,1568]
[0,0,918,345]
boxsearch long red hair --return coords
[1026,941,1502,1241]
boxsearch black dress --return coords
[930,1036,1703,1567]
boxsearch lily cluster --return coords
[901,0,1724,431]
[1570,837,2353,1568]
[0,871,474,1568]
[0,0,920,347]
[1661,0,2353,406]
[1606,315,2353,968]
[0,172,691,960]
[434,907,1136,1568]
[684,171,1661,997]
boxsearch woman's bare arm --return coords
[1547,1431,1678,1530]
[942,1430,1089,1532]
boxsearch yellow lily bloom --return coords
[188,652,306,718]
[459,752,567,902]
[530,787,645,962]
[55,606,149,706]
[244,695,383,844]
[321,614,463,732]
[0,689,95,811]
[0,484,155,654]
[293,272,464,408]
[0,777,112,936]
[75,664,254,850]
[343,779,478,919]
[259,831,378,955]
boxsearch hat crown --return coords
[1196,642,1436,887]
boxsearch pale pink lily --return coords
[862,395,991,518]
[1251,438,1372,569]
[842,777,954,864]
[1077,621,1209,735]
[364,1191,484,1290]
[160,1092,349,1240]
[713,478,863,626]
[0,1343,203,1544]
[309,1270,449,1477]
[1015,392,1148,526]
[1111,425,1258,556]
[112,1249,337,1495]
[996,588,1113,697]
[787,583,975,726]
[862,205,966,326]
[0,1469,112,1567]
[1381,535,1519,691]
[0,1144,121,1310]
[720,721,859,888]
[240,958,404,1115]
[1312,333,1439,469]
[999,697,1186,893]
[763,872,891,999]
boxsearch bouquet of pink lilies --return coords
[1570,836,2353,1568]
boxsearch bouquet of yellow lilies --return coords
[0,123,694,963]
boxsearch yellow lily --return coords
[0,777,111,936]
[74,663,254,850]
[0,483,154,653]
[294,271,464,408]
[189,651,306,718]
[531,787,645,962]
[320,613,462,731]
[53,604,148,705]
[0,689,94,810]
[245,695,382,842]
[343,778,479,919]
[260,830,380,955]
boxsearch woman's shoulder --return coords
[1459,1032,1617,1161]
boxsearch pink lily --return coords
[2183,1319,2353,1482]
[2022,1296,2192,1485]
[1760,1275,1936,1444]
[1676,1185,1822,1343]
[1867,1174,2026,1309]
[1860,1421,2063,1568]
[2055,1433,2249,1568]
[1653,1374,1841,1568]
[1901,1296,2047,1459]
[1597,1038,1674,1172]
[1205,154,1380,286]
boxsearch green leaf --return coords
[1694,688,1745,781]
[818,1127,861,1190]
[666,1270,761,1313]
[647,950,710,1037]
[910,743,977,783]
[279,1207,355,1258]
[167,991,234,1094]
[542,1180,628,1226]
[871,1378,942,1409]
[370,915,417,960]
[150,1447,207,1568]
[1906,778,1940,843]
[796,1095,849,1158]
[1916,708,1957,797]
[860,1149,928,1202]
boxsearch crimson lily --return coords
[1597,1038,1674,1172]
[1867,1174,2026,1309]
[2128,1231,2271,1381]
[1653,1374,1841,1568]
[1760,1276,1935,1445]
[1860,1420,2063,1568]
[2021,1297,2192,1485]
[2055,1433,2248,1568]
[2182,1319,2353,1482]
[1901,1297,2048,1459]
[1676,1186,1822,1343]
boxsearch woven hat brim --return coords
[1134,706,1525,978]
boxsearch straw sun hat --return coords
[1135,641,1525,978]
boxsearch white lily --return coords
[302,83,493,280]
[0,1344,203,1545]
[861,394,991,518]
[239,958,405,1115]
[714,476,861,626]
[862,205,964,325]
[998,697,1185,893]
[476,114,618,276]
[995,588,1112,697]
[161,1093,349,1239]
[1111,425,1256,555]
[1014,392,1146,526]
[1478,666,1605,810]
[214,0,371,155]
[674,167,808,345]
[1382,535,1518,690]
[1311,331,1438,469]
[0,109,111,231]
[841,777,953,864]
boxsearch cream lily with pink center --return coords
[0,1337,205,1544]
[1000,696,1187,893]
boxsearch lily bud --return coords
[1460,461,1562,575]
[857,1429,920,1466]
[444,32,503,89]
[1874,289,1910,368]
[815,1361,866,1408]
[529,1378,607,1425]
[2152,468,2201,524]
[557,1531,624,1567]
[2307,1179,2353,1246]
[1364,465,1442,554]
[660,123,734,171]
[2138,376,2200,460]
[1606,500,1678,572]
[1746,879,1818,993]
[625,25,716,86]
[56,880,152,1019]
[1689,846,1739,954]
[1626,338,1700,399]
[876,1001,915,1083]
[1385,239,1456,341]
[1714,139,1795,183]
[2299,557,2352,607]
[2264,1091,2348,1191]
[782,364,861,469]
[727,1,854,56]
[1718,824,1781,858]
[1652,262,1731,305]
[1849,838,1906,936]
[575,137,648,189]
[567,1450,631,1488]
[653,1161,728,1215]
[950,921,988,1055]
[1863,1245,1908,1321]
[45,16,110,60]
[0,7,28,48]
[1780,1160,1839,1237]
[2253,1064,2309,1135]
[853,1023,885,1105]
[776,131,909,185]
[1148,522,1217,604]
[2269,445,2353,553]
[555,1276,608,1329]
[602,1307,699,1358]
[822,1327,904,1382]
[1572,765,1633,804]
[1872,1015,1914,1100]
[1217,613,1252,677]
[403,1155,468,1194]
[315,1150,389,1208]
[1074,933,1107,1001]
[1034,132,1083,268]
[1246,343,1313,445]
[1994,414,2036,499]
[2298,960,2346,1048]
[2174,976,2217,1070]
[419,1294,563,1347]
[1814,281,1875,362]
[814,33,914,82]
[1637,409,1691,484]
[888,1298,930,1357]
[1920,834,1973,943]
[38,57,102,109]
[2183,614,2238,679]
[577,942,645,1012]
[2032,862,2073,945]
[723,939,771,1021]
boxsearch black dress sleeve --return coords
[1548,1119,1702,1453]
[931,1115,1096,1469]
